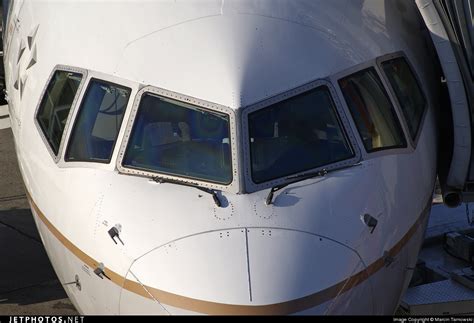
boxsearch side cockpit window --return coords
[65,79,130,163]
[36,70,82,155]
[381,57,426,140]
[339,68,406,152]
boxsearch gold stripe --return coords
[26,190,430,314]
[27,191,126,287]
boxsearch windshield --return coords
[248,86,353,183]
[122,93,232,184]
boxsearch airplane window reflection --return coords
[66,79,131,163]
[339,68,406,152]
[123,94,232,184]
[36,70,82,155]
[248,86,353,184]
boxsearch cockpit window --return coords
[381,57,426,140]
[36,70,82,155]
[122,94,232,184]
[65,79,130,163]
[248,86,354,184]
[339,68,406,152]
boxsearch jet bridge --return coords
[417,0,474,206]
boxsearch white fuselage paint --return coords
[4,0,439,315]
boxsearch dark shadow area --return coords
[0,207,40,241]
[0,128,76,313]
[273,192,300,207]
[0,208,70,306]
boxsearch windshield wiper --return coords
[265,162,362,205]
[152,176,222,207]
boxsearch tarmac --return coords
[0,105,78,315]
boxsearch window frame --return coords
[377,52,428,147]
[241,79,361,193]
[116,85,240,193]
[34,65,88,162]
[330,56,414,161]
[338,66,408,154]
[64,78,132,164]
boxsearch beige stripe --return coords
[26,190,430,314]
[27,191,126,287]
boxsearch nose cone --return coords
[120,228,370,314]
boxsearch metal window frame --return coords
[34,65,88,163]
[64,78,132,164]
[377,52,429,148]
[58,70,141,171]
[333,61,411,159]
[241,79,361,193]
[116,85,240,193]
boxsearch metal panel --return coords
[401,279,474,315]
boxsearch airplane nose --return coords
[119,228,372,314]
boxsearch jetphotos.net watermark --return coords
[8,317,84,323]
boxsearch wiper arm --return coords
[265,162,362,205]
[152,176,222,207]
[265,170,326,206]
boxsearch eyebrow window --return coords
[382,57,426,140]
[36,70,82,155]
[339,68,406,153]
[66,79,131,163]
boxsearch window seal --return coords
[34,65,88,163]
[64,78,131,164]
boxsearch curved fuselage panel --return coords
[4,0,438,314]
